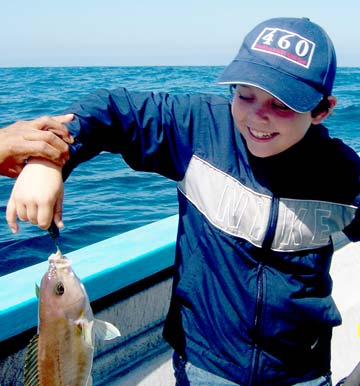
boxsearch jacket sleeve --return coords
[63,88,200,181]
[341,154,360,242]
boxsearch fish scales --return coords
[37,319,93,385]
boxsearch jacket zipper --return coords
[250,264,264,386]
[262,194,280,250]
[253,265,264,335]
[250,195,279,385]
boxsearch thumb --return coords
[52,113,74,124]
[52,192,64,230]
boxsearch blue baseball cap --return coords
[218,17,336,112]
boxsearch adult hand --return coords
[0,114,74,177]
[6,158,64,233]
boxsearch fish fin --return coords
[93,319,121,340]
[35,284,40,298]
[24,335,39,386]
[83,320,94,347]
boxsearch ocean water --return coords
[0,66,359,276]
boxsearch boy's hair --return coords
[311,97,332,118]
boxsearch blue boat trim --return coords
[0,215,178,342]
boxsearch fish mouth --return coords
[48,253,71,271]
[248,127,278,141]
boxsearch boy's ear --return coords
[311,96,337,124]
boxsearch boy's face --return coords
[231,85,323,158]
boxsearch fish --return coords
[24,249,121,386]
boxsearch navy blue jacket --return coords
[64,88,360,385]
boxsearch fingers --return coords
[28,114,75,164]
[7,192,64,232]
[22,130,70,163]
[0,115,75,177]
[32,114,75,144]
[6,196,19,234]
[52,194,64,230]
[6,160,64,233]
[6,192,49,232]
[52,113,74,123]
[36,190,64,230]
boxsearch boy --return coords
[6,17,360,385]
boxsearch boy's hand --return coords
[6,158,64,233]
[0,114,74,178]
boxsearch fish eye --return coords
[54,281,65,296]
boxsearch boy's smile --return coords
[247,127,279,141]
[231,85,325,158]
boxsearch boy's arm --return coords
[62,89,197,180]
[6,158,64,233]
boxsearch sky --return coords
[1,0,359,67]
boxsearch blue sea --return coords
[0,66,359,276]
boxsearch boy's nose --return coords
[250,103,269,121]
